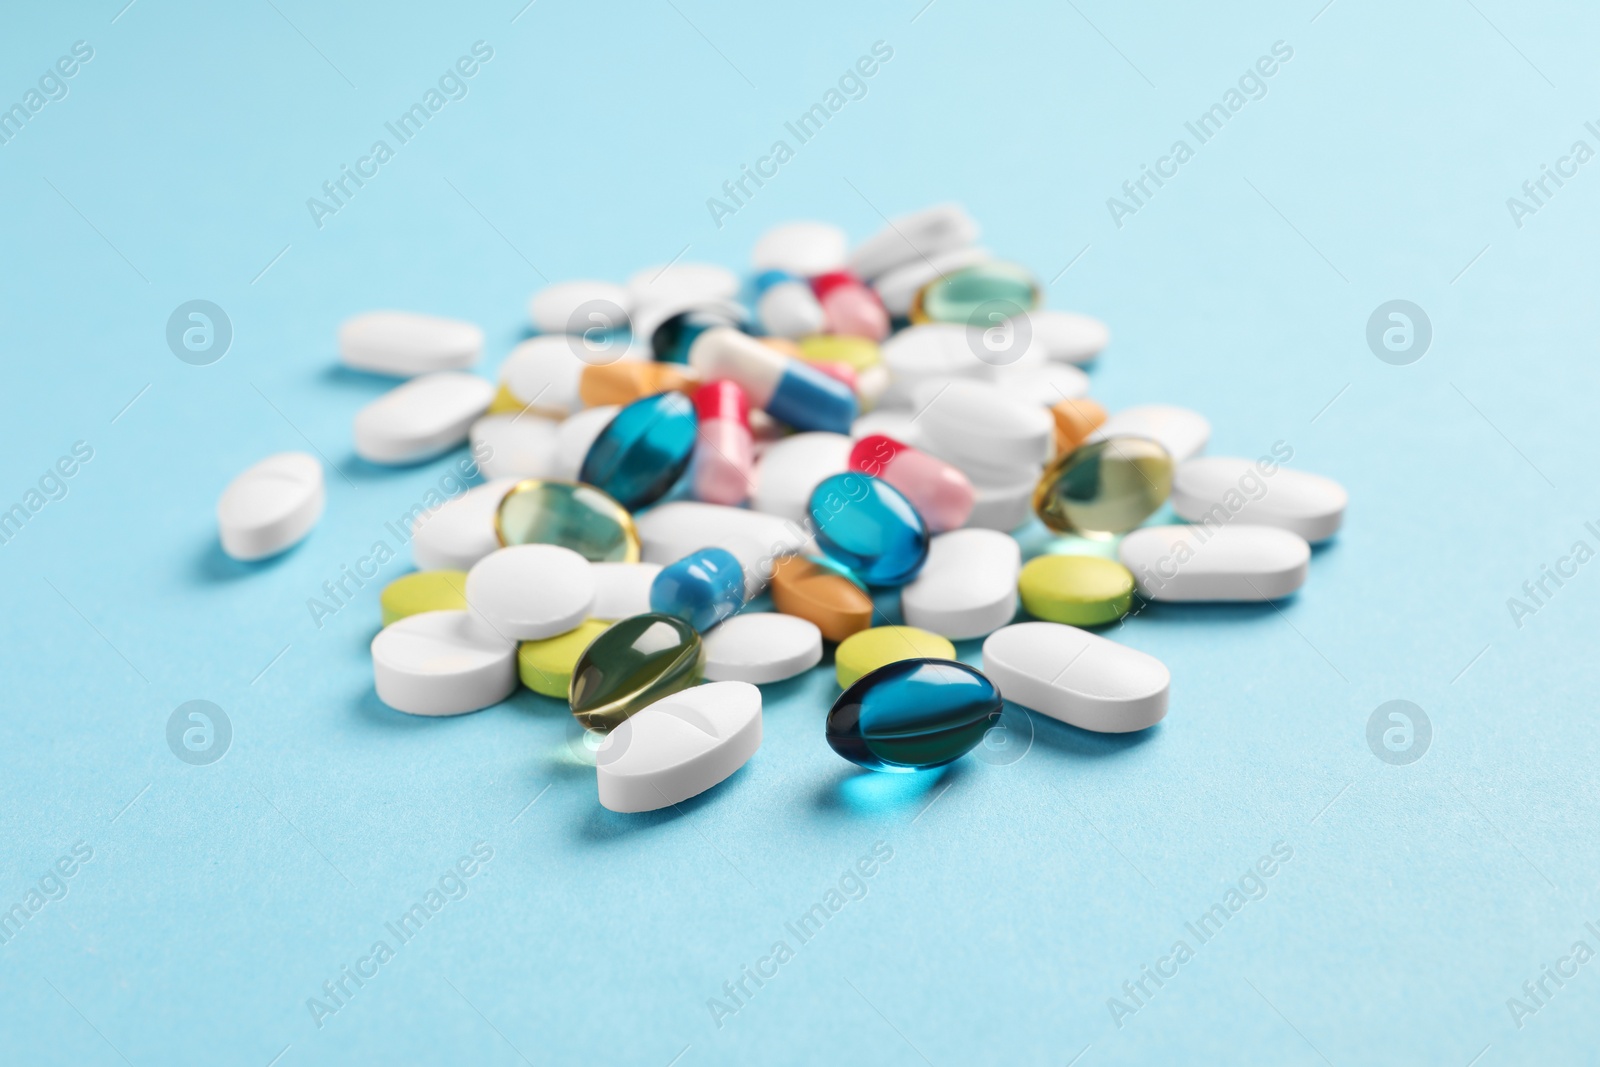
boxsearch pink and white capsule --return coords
[849,433,975,533]
[693,379,756,506]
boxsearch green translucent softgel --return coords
[1033,436,1172,537]
[568,613,704,731]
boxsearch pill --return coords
[910,261,1039,326]
[1118,524,1310,601]
[811,271,890,341]
[693,380,756,506]
[637,301,747,364]
[498,336,668,417]
[688,327,857,435]
[466,544,595,640]
[590,561,663,620]
[873,246,993,317]
[1017,555,1134,626]
[1051,397,1108,455]
[528,280,632,335]
[380,570,468,625]
[577,362,699,408]
[809,473,929,587]
[411,477,519,570]
[1171,456,1347,543]
[850,410,925,446]
[826,658,1000,771]
[754,270,826,338]
[991,363,1090,408]
[848,203,979,281]
[636,502,814,569]
[835,626,955,688]
[967,478,1039,532]
[703,613,824,684]
[878,323,994,407]
[1033,436,1173,536]
[597,680,762,813]
[751,220,848,276]
[469,413,561,480]
[650,547,747,632]
[216,451,324,561]
[1015,310,1109,365]
[751,431,852,523]
[495,479,640,561]
[794,336,879,376]
[518,619,611,698]
[569,613,705,731]
[579,392,697,509]
[914,379,1055,468]
[339,311,482,377]
[627,262,740,313]
[854,362,892,412]
[371,610,516,716]
[849,434,974,533]
[982,622,1168,733]
[901,529,1020,639]
[1090,404,1211,463]
[770,556,875,642]
[353,372,494,465]
[552,405,620,480]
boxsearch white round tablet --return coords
[703,613,823,684]
[914,379,1055,468]
[965,478,1038,532]
[982,622,1169,733]
[353,372,495,465]
[216,452,324,561]
[991,363,1091,408]
[465,544,595,639]
[469,413,561,480]
[528,280,632,335]
[499,336,586,415]
[371,609,517,716]
[551,405,619,480]
[596,680,762,813]
[1018,310,1109,365]
[1090,404,1211,464]
[850,410,925,446]
[751,432,852,524]
[901,529,1020,639]
[750,221,849,277]
[590,561,663,620]
[410,477,517,571]
[338,311,482,377]
[1118,524,1310,601]
[1171,456,1347,543]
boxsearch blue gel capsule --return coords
[649,547,747,632]
[764,360,857,435]
[580,392,697,509]
[808,472,928,586]
[826,658,1002,772]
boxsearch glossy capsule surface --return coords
[495,479,640,561]
[692,379,755,506]
[688,328,857,435]
[826,658,1002,772]
[651,306,741,364]
[649,547,747,632]
[910,261,1039,325]
[1032,435,1173,536]
[579,392,697,509]
[849,434,974,534]
[568,613,705,731]
[811,271,890,341]
[808,473,928,586]
[769,555,874,642]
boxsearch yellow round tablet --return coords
[380,570,468,626]
[797,335,881,373]
[835,626,956,688]
[1018,555,1134,626]
[517,619,611,698]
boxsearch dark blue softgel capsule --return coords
[580,392,697,509]
[826,659,1002,772]
[649,547,746,632]
[808,472,928,586]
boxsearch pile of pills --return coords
[215,203,1349,814]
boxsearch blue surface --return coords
[1,1,1597,1064]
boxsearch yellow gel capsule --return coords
[1018,555,1135,626]
[797,335,881,373]
[379,570,469,626]
[835,625,956,688]
[518,619,611,698]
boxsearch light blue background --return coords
[1,1,1596,1063]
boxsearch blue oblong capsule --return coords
[807,472,928,586]
[826,658,1001,772]
[580,392,697,509]
[649,547,747,632]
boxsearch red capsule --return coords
[848,433,974,533]
[810,271,889,341]
[693,379,755,506]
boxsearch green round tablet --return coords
[1018,555,1135,626]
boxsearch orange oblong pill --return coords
[1051,397,1107,456]
[578,362,701,408]
[770,556,874,643]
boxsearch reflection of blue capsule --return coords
[826,658,1001,772]
[808,472,928,586]
[580,392,697,509]
[649,547,746,632]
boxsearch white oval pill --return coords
[751,432,853,524]
[1091,404,1211,463]
[991,363,1090,408]
[1171,456,1347,543]
[982,622,1169,733]
[627,262,739,313]
[703,613,823,684]
[216,452,324,561]
[552,405,620,480]
[965,478,1038,532]
[499,336,585,414]
[901,529,1020,639]
[880,323,993,406]
[528,280,632,335]
[465,544,594,639]
[872,246,992,317]
[469,413,561,480]
[848,203,979,281]
[371,609,516,716]
[590,561,663,620]
[597,680,762,812]
[1016,310,1109,365]
[1118,524,1310,601]
[751,221,848,277]
[338,311,482,377]
[914,379,1055,467]
[410,477,517,571]
[353,372,494,465]
[637,502,815,568]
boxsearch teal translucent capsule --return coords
[808,472,928,586]
[826,658,1002,772]
[649,547,746,632]
[580,392,697,509]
